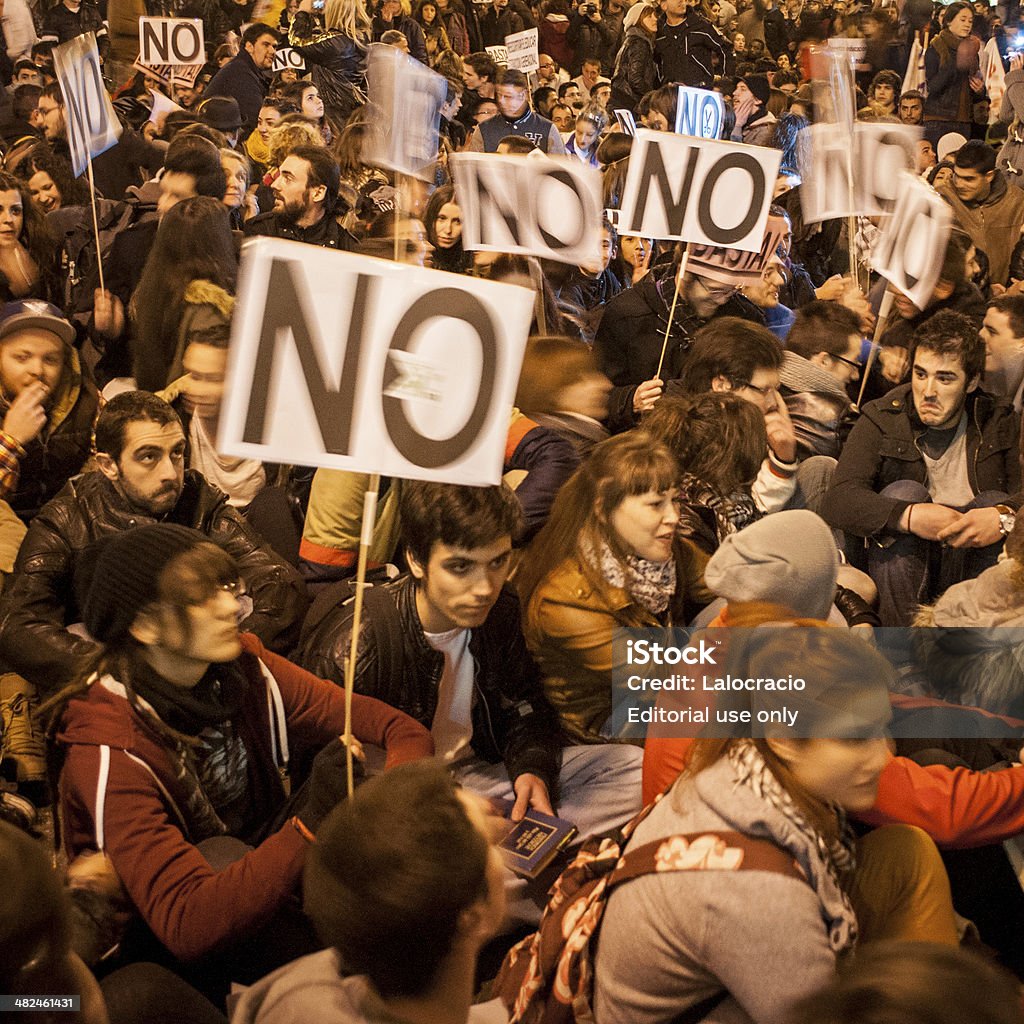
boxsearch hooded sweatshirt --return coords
[693,509,840,627]
[56,633,432,963]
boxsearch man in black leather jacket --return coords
[0,391,308,696]
[297,481,642,847]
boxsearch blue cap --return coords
[0,300,76,347]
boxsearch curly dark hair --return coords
[22,145,91,209]
[0,169,59,302]
[910,309,986,382]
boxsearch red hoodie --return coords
[56,634,433,962]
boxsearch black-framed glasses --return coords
[831,352,863,375]
[733,379,775,399]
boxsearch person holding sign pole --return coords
[822,312,1022,627]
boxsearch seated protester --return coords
[821,311,1022,627]
[0,302,97,524]
[0,391,309,697]
[469,68,567,154]
[44,524,432,994]
[245,144,357,250]
[234,761,507,1024]
[563,104,606,167]
[0,169,60,304]
[554,216,622,338]
[299,409,579,584]
[594,627,959,1024]
[37,82,167,205]
[866,231,984,404]
[980,295,1024,413]
[669,318,811,516]
[298,481,644,843]
[644,393,766,556]
[780,299,863,461]
[936,140,1024,288]
[514,334,612,458]
[158,325,267,511]
[740,251,793,340]
[594,249,742,434]
[792,942,1024,1024]
[518,432,712,743]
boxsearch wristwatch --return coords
[996,504,1017,538]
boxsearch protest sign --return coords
[363,43,448,182]
[272,46,306,73]
[148,88,184,125]
[219,239,534,485]
[674,86,725,139]
[451,153,603,267]
[486,45,509,66]
[504,27,538,73]
[687,212,790,285]
[802,121,919,223]
[826,37,867,63]
[614,109,636,135]
[871,171,952,311]
[617,129,781,250]
[54,33,121,177]
[139,17,205,65]
[132,56,203,87]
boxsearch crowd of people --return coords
[5,0,1024,1020]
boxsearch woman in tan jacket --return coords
[517,432,711,743]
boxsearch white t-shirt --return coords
[425,626,475,764]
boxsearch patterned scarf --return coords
[728,740,859,953]
[586,540,677,616]
[679,473,761,544]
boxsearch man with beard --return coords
[0,390,308,696]
[245,145,356,250]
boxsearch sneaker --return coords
[0,689,47,784]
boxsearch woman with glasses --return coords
[41,524,432,1006]
[741,252,796,340]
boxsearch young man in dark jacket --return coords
[822,311,1022,626]
[204,24,278,134]
[0,391,308,696]
[297,481,642,851]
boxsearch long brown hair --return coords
[517,431,679,608]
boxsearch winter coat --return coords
[654,10,730,89]
[924,29,977,124]
[471,107,567,153]
[56,633,432,962]
[742,107,777,148]
[439,1,471,55]
[610,26,656,113]
[371,13,427,62]
[0,344,98,524]
[566,10,615,74]
[1000,68,1024,186]
[297,574,564,793]
[0,470,309,695]
[289,12,367,122]
[820,384,1023,540]
[523,542,711,743]
[938,170,1024,285]
[779,351,855,461]
[479,3,524,46]
[539,14,573,70]
[40,0,108,57]
[205,49,271,135]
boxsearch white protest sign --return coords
[674,86,725,139]
[272,46,306,72]
[826,36,867,63]
[486,45,509,66]
[451,152,603,266]
[687,211,790,285]
[802,121,920,223]
[133,55,203,87]
[54,33,121,178]
[504,27,538,72]
[139,17,205,65]
[614,109,636,135]
[219,239,534,485]
[617,129,781,249]
[363,43,448,182]
[871,171,952,311]
[148,88,184,125]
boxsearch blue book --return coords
[493,801,578,879]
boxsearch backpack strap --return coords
[607,830,806,891]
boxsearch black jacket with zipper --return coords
[296,574,562,796]
[821,384,1023,540]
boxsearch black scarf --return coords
[132,656,251,737]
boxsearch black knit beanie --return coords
[741,73,771,107]
[82,524,210,645]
